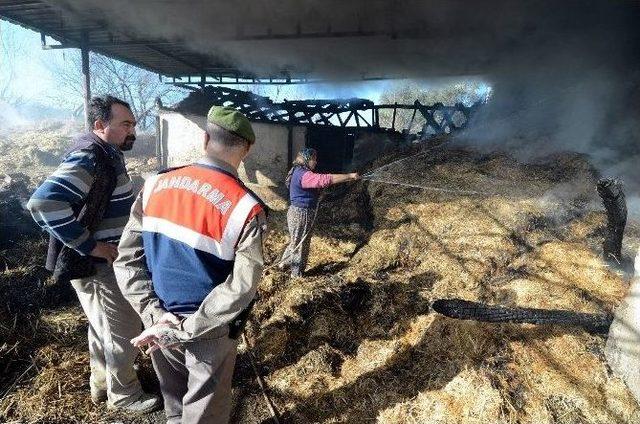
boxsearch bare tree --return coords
[0,20,27,103]
[378,80,492,130]
[46,49,185,130]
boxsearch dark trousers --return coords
[151,331,238,424]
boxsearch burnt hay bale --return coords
[432,298,612,334]
[596,177,627,261]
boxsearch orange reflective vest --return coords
[141,163,264,313]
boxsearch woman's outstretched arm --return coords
[329,172,360,185]
[300,171,359,189]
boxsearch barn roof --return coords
[2,0,637,85]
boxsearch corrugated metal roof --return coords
[2,1,637,84]
[0,0,259,79]
[0,0,402,83]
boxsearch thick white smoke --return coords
[45,0,640,196]
[46,1,635,78]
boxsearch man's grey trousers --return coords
[70,263,143,406]
[151,328,238,424]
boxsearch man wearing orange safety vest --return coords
[113,106,267,424]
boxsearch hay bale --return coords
[4,138,640,422]
[256,143,639,423]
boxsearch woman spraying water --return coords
[280,148,360,278]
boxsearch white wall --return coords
[291,126,306,164]
[605,247,640,404]
[158,111,306,186]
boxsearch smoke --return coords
[0,100,77,135]
[0,101,27,129]
[46,1,635,77]
[46,0,640,196]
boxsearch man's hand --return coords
[157,311,182,326]
[349,172,361,180]
[90,241,118,263]
[131,312,182,354]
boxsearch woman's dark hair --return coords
[88,95,131,124]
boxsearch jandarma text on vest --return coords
[153,175,233,215]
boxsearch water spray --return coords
[361,175,491,196]
[358,144,492,196]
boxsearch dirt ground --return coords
[1,125,640,423]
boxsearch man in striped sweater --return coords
[27,95,160,413]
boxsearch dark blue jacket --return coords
[289,166,320,208]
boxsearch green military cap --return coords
[207,106,255,144]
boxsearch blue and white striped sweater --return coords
[27,133,134,255]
